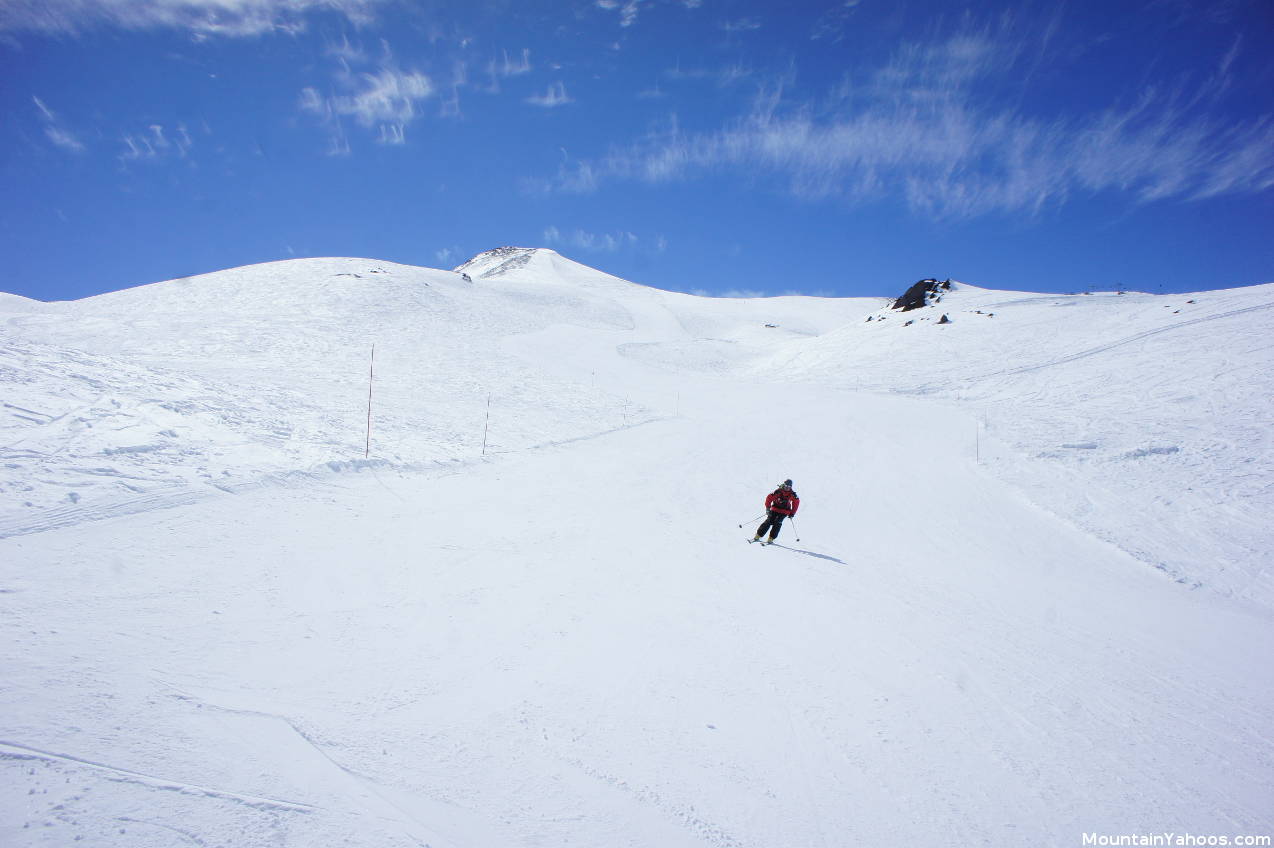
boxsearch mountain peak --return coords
[454,247,559,280]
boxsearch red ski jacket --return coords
[765,488,799,516]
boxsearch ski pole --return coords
[790,516,801,542]
[737,513,766,528]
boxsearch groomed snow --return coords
[2,250,1271,846]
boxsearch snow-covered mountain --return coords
[0,251,866,539]
[2,251,1272,847]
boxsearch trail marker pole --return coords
[481,393,492,456]
[364,344,375,459]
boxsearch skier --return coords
[753,480,799,544]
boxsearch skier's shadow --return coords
[770,544,846,565]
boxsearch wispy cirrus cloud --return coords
[301,45,435,150]
[665,61,753,87]
[482,48,532,92]
[120,123,193,161]
[546,160,599,193]
[302,39,543,149]
[596,0,643,28]
[33,96,84,153]
[526,82,572,108]
[690,287,767,298]
[548,27,1274,218]
[543,226,642,253]
[36,91,201,163]
[810,0,862,43]
[595,0,702,28]
[0,0,386,38]
[720,17,762,33]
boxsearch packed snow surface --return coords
[2,249,1272,846]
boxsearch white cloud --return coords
[497,48,532,77]
[299,86,325,115]
[811,1,861,43]
[665,61,753,87]
[324,33,369,65]
[482,48,532,94]
[543,226,638,252]
[526,82,572,108]
[32,96,54,121]
[692,288,768,298]
[343,70,433,127]
[593,0,702,30]
[551,29,1274,218]
[721,18,762,33]
[0,0,386,38]
[303,39,531,147]
[596,0,642,28]
[302,67,434,147]
[45,127,85,152]
[377,123,406,145]
[324,130,352,157]
[32,96,84,153]
[119,123,194,161]
[546,160,597,193]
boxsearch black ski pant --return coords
[756,511,787,540]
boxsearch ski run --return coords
[2,248,1272,847]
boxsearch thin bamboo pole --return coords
[364,344,375,459]
[481,393,492,456]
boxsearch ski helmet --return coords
[782,479,793,488]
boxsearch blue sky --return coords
[2,0,1272,300]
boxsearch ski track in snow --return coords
[2,253,1272,847]
[0,740,315,813]
[966,299,1274,380]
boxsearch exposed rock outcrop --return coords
[893,279,952,312]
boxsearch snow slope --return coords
[0,252,864,538]
[754,281,1274,607]
[1,251,1272,847]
